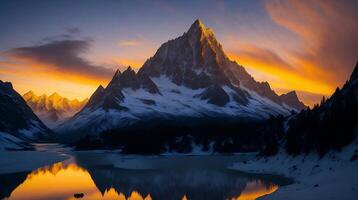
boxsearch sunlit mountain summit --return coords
[23,91,87,127]
[56,20,305,149]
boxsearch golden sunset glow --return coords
[227,52,333,106]
[1,0,357,107]
[233,180,278,200]
[227,53,333,95]
[111,57,145,70]
[8,163,96,200]
[8,162,154,200]
[0,62,106,100]
[1,2,357,200]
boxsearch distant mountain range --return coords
[23,91,87,127]
[0,81,50,149]
[56,19,305,143]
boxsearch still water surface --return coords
[1,145,291,200]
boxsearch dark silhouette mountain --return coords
[56,20,305,146]
[285,61,358,155]
[0,80,51,143]
[350,61,358,83]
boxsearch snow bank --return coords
[230,142,358,200]
[0,144,69,174]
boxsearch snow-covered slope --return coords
[0,80,51,142]
[57,19,305,138]
[23,91,87,128]
[231,142,358,200]
[0,131,32,150]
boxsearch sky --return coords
[0,0,357,106]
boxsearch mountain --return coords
[279,91,306,111]
[57,19,305,145]
[23,91,87,127]
[139,20,305,110]
[284,61,358,155]
[0,80,51,144]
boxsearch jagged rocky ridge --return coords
[23,91,87,128]
[57,20,305,144]
[0,80,51,144]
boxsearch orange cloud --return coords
[0,61,105,100]
[265,0,358,87]
[227,46,333,95]
[224,0,358,106]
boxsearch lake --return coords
[0,144,292,200]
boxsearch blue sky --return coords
[1,0,357,106]
[0,0,295,63]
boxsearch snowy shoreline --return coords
[230,142,358,200]
[1,142,357,199]
[0,144,69,174]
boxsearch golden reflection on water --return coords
[233,180,278,200]
[6,161,278,200]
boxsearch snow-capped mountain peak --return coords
[57,20,306,138]
[23,91,88,127]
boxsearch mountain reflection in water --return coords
[1,154,284,200]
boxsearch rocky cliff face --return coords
[139,19,305,109]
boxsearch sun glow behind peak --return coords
[1,1,357,106]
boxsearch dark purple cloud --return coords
[8,39,114,79]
